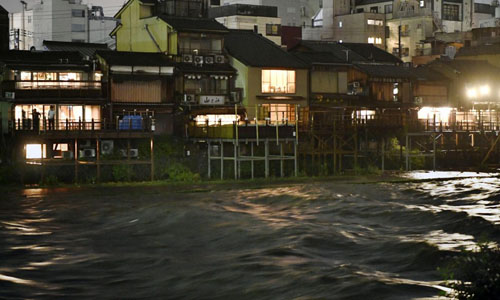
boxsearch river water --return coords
[1,172,499,300]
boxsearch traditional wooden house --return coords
[0,50,155,183]
[224,29,309,123]
[96,51,176,135]
[111,0,241,135]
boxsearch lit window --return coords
[195,114,239,126]
[339,40,343,43]
[261,104,296,122]
[261,70,296,94]
[375,37,382,44]
[367,19,383,26]
[339,21,343,28]
[419,0,425,8]
[266,24,281,36]
[26,144,46,159]
[368,37,375,44]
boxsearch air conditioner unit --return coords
[194,56,204,65]
[4,92,15,99]
[204,56,214,64]
[215,55,225,64]
[492,0,499,7]
[101,140,114,155]
[79,148,96,158]
[414,96,423,105]
[182,54,193,63]
[120,149,139,158]
[184,94,196,104]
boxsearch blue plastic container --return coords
[119,115,143,130]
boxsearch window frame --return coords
[261,70,296,94]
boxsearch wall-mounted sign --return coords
[199,95,225,105]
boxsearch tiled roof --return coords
[292,52,347,65]
[96,51,174,66]
[0,5,8,14]
[292,41,401,64]
[43,41,110,57]
[158,15,229,33]
[224,30,308,68]
[456,44,500,57]
[355,64,413,79]
[0,50,90,70]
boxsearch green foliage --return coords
[112,165,129,182]
[441,242,500,299]
[40,175,59,186]
[355,164,382,175]
[162,162,200,182]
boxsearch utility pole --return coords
[20,0,27,50]
[398,24,402,59]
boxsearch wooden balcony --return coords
[2,80,105,99]
[11,117,155,141]
[188,120,296,140]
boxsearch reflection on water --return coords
[1,172,499,299]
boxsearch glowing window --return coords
[261,70,296,94]
[195,114,239,126]
[375,37,382,44]
[368,37,375,44]
[26,144,46,159]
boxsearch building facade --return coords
[9,0,117,50]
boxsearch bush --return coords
[441,242,500,299]
[112,165,129,182]
[162,162,200,182]
[40,175,59,186]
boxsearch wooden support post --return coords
[294,140,298,177]
[265,139,269,178]
[234,141,238,180]
[405,135,409,171]
[150,137,154,181]
[207,141,211,179]
[280,142,284,177]
[40,143,45,184]
[220,141,224,180]
[354,128,358,174]
[96,138,101,182]
[74,139,78,183]
[127,139,131,181]
[333,120,337,174]
[433,133,436,171]
[251,142,255,179]
[255,105,259,146]
[381,138,385,173]
[238,143,241,179]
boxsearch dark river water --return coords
[1,172,499,300]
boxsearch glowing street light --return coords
[479,85,490,96]
[466,88,477,99]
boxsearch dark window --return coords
[266,24,281,36]
[72,9,85,17]
[443,4,460,21]
[384,4,393,13]
[474,3,495,15]
[370,6,378,13]
[357,8,364,13]
[210,0,220,5]
[71,24,85,32]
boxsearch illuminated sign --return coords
[199,95,225,105]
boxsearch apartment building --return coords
[9,0,117,50]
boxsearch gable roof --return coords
[0,5,8,14]
[158,15,229,33]
[293,41,401,64]
[96,50,174,66]
[224,30,308,68]
[43,41,110,57]
[0,50,90,70]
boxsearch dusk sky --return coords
[0,0,126,16]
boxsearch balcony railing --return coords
[188,120,296,139]
[11,116,155,134]
[2,80,105,99]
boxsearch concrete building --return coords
[218,0,321,27]
[304,0,499,62]
[209,4,282,45]
[9,0,117,50]
[0,5,8,52]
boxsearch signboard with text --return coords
[199,95,225,105]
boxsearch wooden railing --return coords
[12,117,155,133]
[188,120,296,139]
[2,80,105,99]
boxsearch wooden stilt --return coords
[96,138,101,182]
[251,142,254,179]
[150,137,154,181]
[265,139,269,178]
[280,142,284,177]
[207,141,211,179]
[220,141,224,180]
